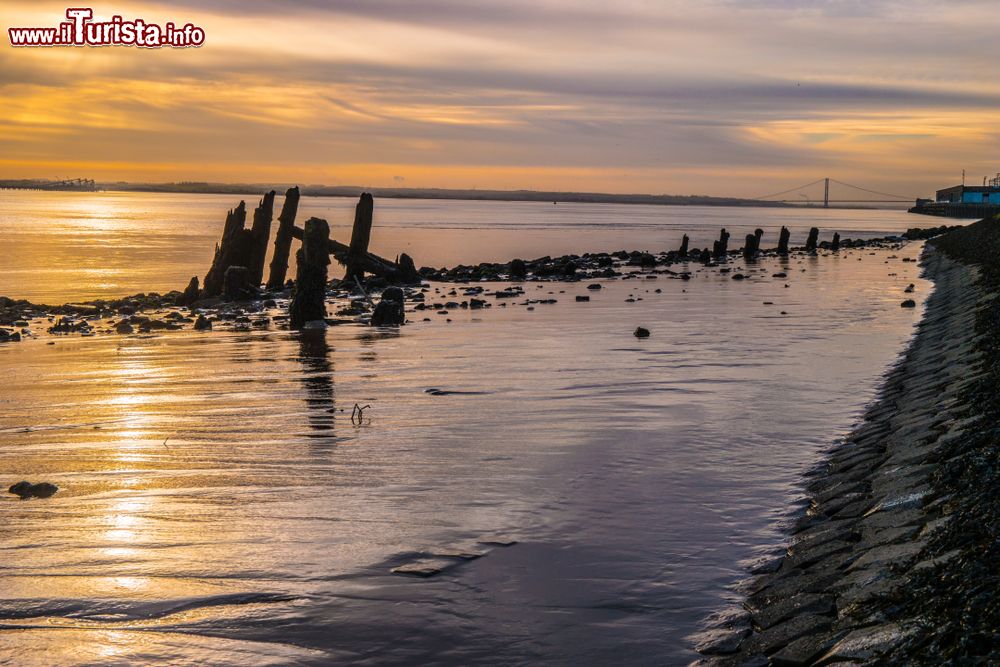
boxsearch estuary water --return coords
[0,191,931,665]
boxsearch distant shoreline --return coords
[0,179,908,210]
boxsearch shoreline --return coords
[696,217,999,664]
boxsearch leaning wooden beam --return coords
[266,187,300,289]
[289,227,398,275]
[248,190,276,287]
[289,217,330,329]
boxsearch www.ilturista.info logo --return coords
[8,8,205,48]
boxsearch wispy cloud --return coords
[1,0,996,195]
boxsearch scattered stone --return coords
[8,481,58,499]
[900,299,916,308]
[634,327,650,338]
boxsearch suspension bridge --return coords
[753,178,918,207]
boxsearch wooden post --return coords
[248,190,276,287]
[289,217,331,329]
[267,187,300,290]
[204,201,249,296]
[679,234,689,256]
[831,232,841,251]
[806,227,819,252]
[743,233,756,260]
[712,228,730,259]
[754,228,763,252]
[777,226,791,255]
[344,193,374,282]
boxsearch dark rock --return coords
[194,315,212,330]
[115,321,134,335]
[575,295,590,302]
[509,259,527,279]
[900,299,916,308]
[176,276,200,306]
[8,481,58,499]
[634,327,650,338]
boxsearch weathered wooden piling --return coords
[832,232,841,251]
[806,227,819,252]
[743,233,756,260]
[699,248,712,264]
[712,228,730,259]
[754,228,763,251]
[679,234,689,256]
[289,217,331,329]
[266,187,300,290]
[204,201,250,297]
[777,226,791,255]
[248,190,276,287]
[344,193,374,282]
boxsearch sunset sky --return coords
[2,0,998,197]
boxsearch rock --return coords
[587,283,602,290]
[575,295,590,302]
[509,259,527,279]
[381,286,405,304]
[193,315,212,331]
[692,627,751,655]
[8,481,58,499]
[904,283,915,293]
[371,298,405,326]
[634,327,650,338]
[176,276,200,306]
[115,321,134,335]
[900,299,916,308]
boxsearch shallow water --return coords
[0,217,930,664]
[0,189,922,303]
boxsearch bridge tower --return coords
[823,178,830,208]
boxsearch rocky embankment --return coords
[695,216,1000,665]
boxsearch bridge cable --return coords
[751,178,827,201]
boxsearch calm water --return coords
[0,191,931,665]
[0,190,919,303]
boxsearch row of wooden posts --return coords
[179,188,419,329]
[683,225,841,263]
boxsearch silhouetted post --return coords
[831,232,841,251]
[267,187,300,289]
[344,193,374,282]
[679,234,689,256]
[204,201,249,296]
[712,228,730,259]
[699,248,712,264]
[248,190,276,287]
[290,217,331,329]
[777,226,791,255]
[806,227,819,252]
[754,228,763,252]
[743,233,756,260]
